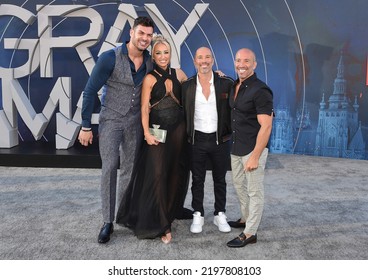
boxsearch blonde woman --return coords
[116,35,188,244]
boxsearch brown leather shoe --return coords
[228,218,246,228]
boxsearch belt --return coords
[195,130,216,136]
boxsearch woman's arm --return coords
[141,74,159,145]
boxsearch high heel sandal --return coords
[161,228,172,244]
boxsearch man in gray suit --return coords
[78,17,154,243]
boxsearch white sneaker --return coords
[190,211,204,233]
[214,212,231,232]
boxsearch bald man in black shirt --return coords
[227,48,274,248]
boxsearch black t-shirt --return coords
[229,73,273,156]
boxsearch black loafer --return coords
[227,233,257,248]
[228,218,246,228]
[98,222,114,243]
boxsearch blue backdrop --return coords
[1,0,367,159]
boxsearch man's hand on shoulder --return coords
[215,70,226,77]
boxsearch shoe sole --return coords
[190,227,203,233]
[227,239,257,248]
[213,220,231,233]
[98,237,110,243]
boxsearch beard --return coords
[131,38,148,52]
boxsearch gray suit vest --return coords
[103,46,152,116]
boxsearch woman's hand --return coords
[145,133,160,145]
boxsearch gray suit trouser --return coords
[98,106,142,223]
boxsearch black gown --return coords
[116,66,189,239]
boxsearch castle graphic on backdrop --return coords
[270,53,367,159]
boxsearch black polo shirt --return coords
[229,73,273,156]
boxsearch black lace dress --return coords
[116,66,189,239]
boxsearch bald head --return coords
[235,48,256,62]
[234,48,257,82]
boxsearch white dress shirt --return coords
[194,73,218,133]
